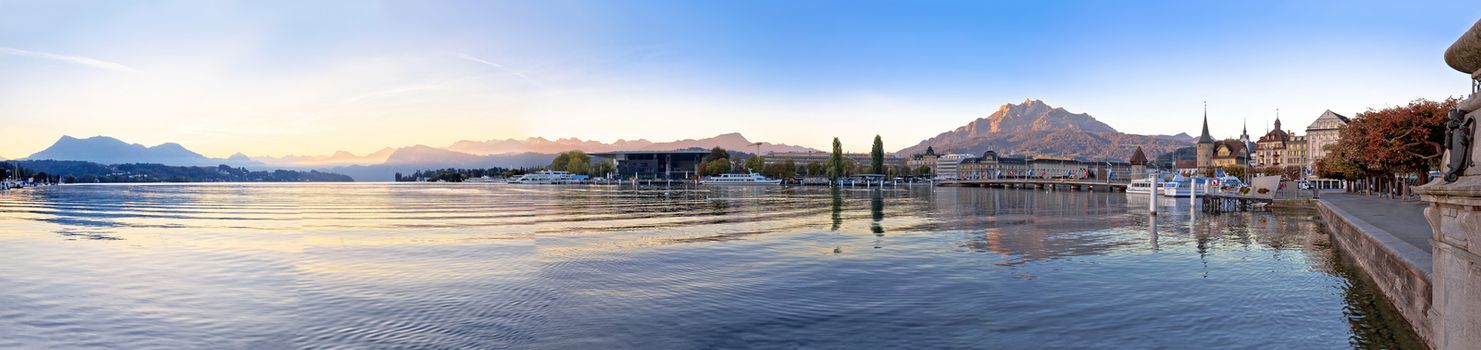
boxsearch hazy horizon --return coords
[2,0,1477,158]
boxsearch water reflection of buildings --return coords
[938,188,1134,264]
[939,187,1328,265]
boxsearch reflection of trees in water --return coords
[870,191,884,235]
[831,188,843,231]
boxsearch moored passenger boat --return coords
[700,172,782,185]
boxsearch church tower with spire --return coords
[1196,103,1215,170]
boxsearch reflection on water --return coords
[0,183,1420,349]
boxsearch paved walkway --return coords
[1319,193,1432,253]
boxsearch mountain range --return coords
[23,100,1193,181]
[249,148,397,167]
[896,99,1193,161]
[26,136,248,167]
[20,133,820,181]
[445,132,820,155]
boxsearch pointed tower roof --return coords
[1273,108,1282,131]
[1198,103,1214,143]
[1129,146,1148,165]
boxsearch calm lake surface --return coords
[0,183,1421,349]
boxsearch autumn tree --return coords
[1281,165,1304,181]
[1316,144,1364,181]
[1344,98,1456,183]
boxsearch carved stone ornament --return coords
[1443,107,1474,182]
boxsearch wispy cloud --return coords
[0,47,141,73]
[452,52,544,88]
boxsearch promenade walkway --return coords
[1320,193,1432,252]
[1321,191,1433,275]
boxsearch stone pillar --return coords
[1415,18,1481,350]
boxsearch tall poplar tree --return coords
[870,135,884,175]
[828,137,845,180]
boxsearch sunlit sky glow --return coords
[1,0,1477,158]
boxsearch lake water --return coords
[0,183,1422,349]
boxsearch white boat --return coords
[701,172,782,185]
[508,171,575,184]
[465,176,501,183]
[1127,178,1160,195]
[1160,178,1212,197]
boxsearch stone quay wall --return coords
[1314,200,1434,347]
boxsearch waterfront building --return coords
[1029,157,1088,179]
[1304,110,1350,188]
[1304,110,1349,166]
[1286,134,1308,169]
[934,154,972,180]
[1253,117,1295,168]
[764,151,902,171]
[906,146,939,172]
[952,151,1132,181]
[590,150,708,180]
[1209,139,1249,169]
[1174,159,1199,176]
[958,151,1028,179]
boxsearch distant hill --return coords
[250,148,396,167]
[4,159,352,183]
[446,132,821,155]
[27,136,221,166]
[898,100,1193,161]
[326,146,554,181]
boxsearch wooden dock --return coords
[938,179,1129,191]
[1202,193,1274,213]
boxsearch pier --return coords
[1200,193,1274,213]
[938,179,1129,191]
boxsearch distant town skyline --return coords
[1,0,1478,158]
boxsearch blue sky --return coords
[1,0,1478,157]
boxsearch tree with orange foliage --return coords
[1341,98,1457,184]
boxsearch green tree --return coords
[782,160,797,180]
[827,137,845,180]
[761,163,786,179]
[701,160,730,176]
[744,155,765,173]
[550,152,571,171]
[916,165,932,176]
[870,135,885,175]
[551,150,591,175]
[806,161,823,176]
[705,147,729,163]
